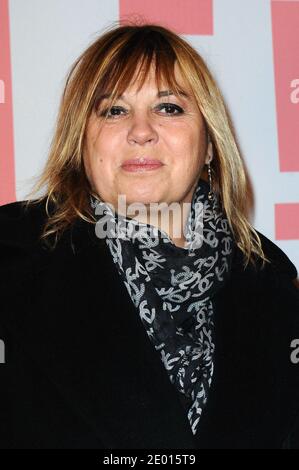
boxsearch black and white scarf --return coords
[90,177,235,436]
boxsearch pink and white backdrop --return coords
[0,0,298,269]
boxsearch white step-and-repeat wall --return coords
[0,0,298,269]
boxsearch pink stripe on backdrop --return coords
[275,203,299,240]
[119,0,213,35]
[271,0,299,172]
[0,0,16,206]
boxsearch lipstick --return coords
[121,158,164,172]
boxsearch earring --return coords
[206,138,214,201]
[207,162,214,201]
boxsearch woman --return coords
[0,23,298,449]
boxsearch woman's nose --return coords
[127,113,159,145]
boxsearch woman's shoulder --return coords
[231,229,298,284]
[255,230,298,281]
[0,198,51,287]
[0,198,48,250]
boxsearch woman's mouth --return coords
[121,159,164,172]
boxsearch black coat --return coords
[0,198,299,449]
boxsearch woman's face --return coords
[83,63,209,211]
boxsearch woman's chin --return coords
[122,194,163,207]
[117,184,166,206]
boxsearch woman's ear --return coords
[205,139,213,165]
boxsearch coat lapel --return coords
[1,218,196,448]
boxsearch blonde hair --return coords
[25,21,268,268]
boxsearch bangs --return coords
[91,27,189,116]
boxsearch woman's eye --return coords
[156,103,184,115]
[100,106,126,118]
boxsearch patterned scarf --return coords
[90,177,235,436]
